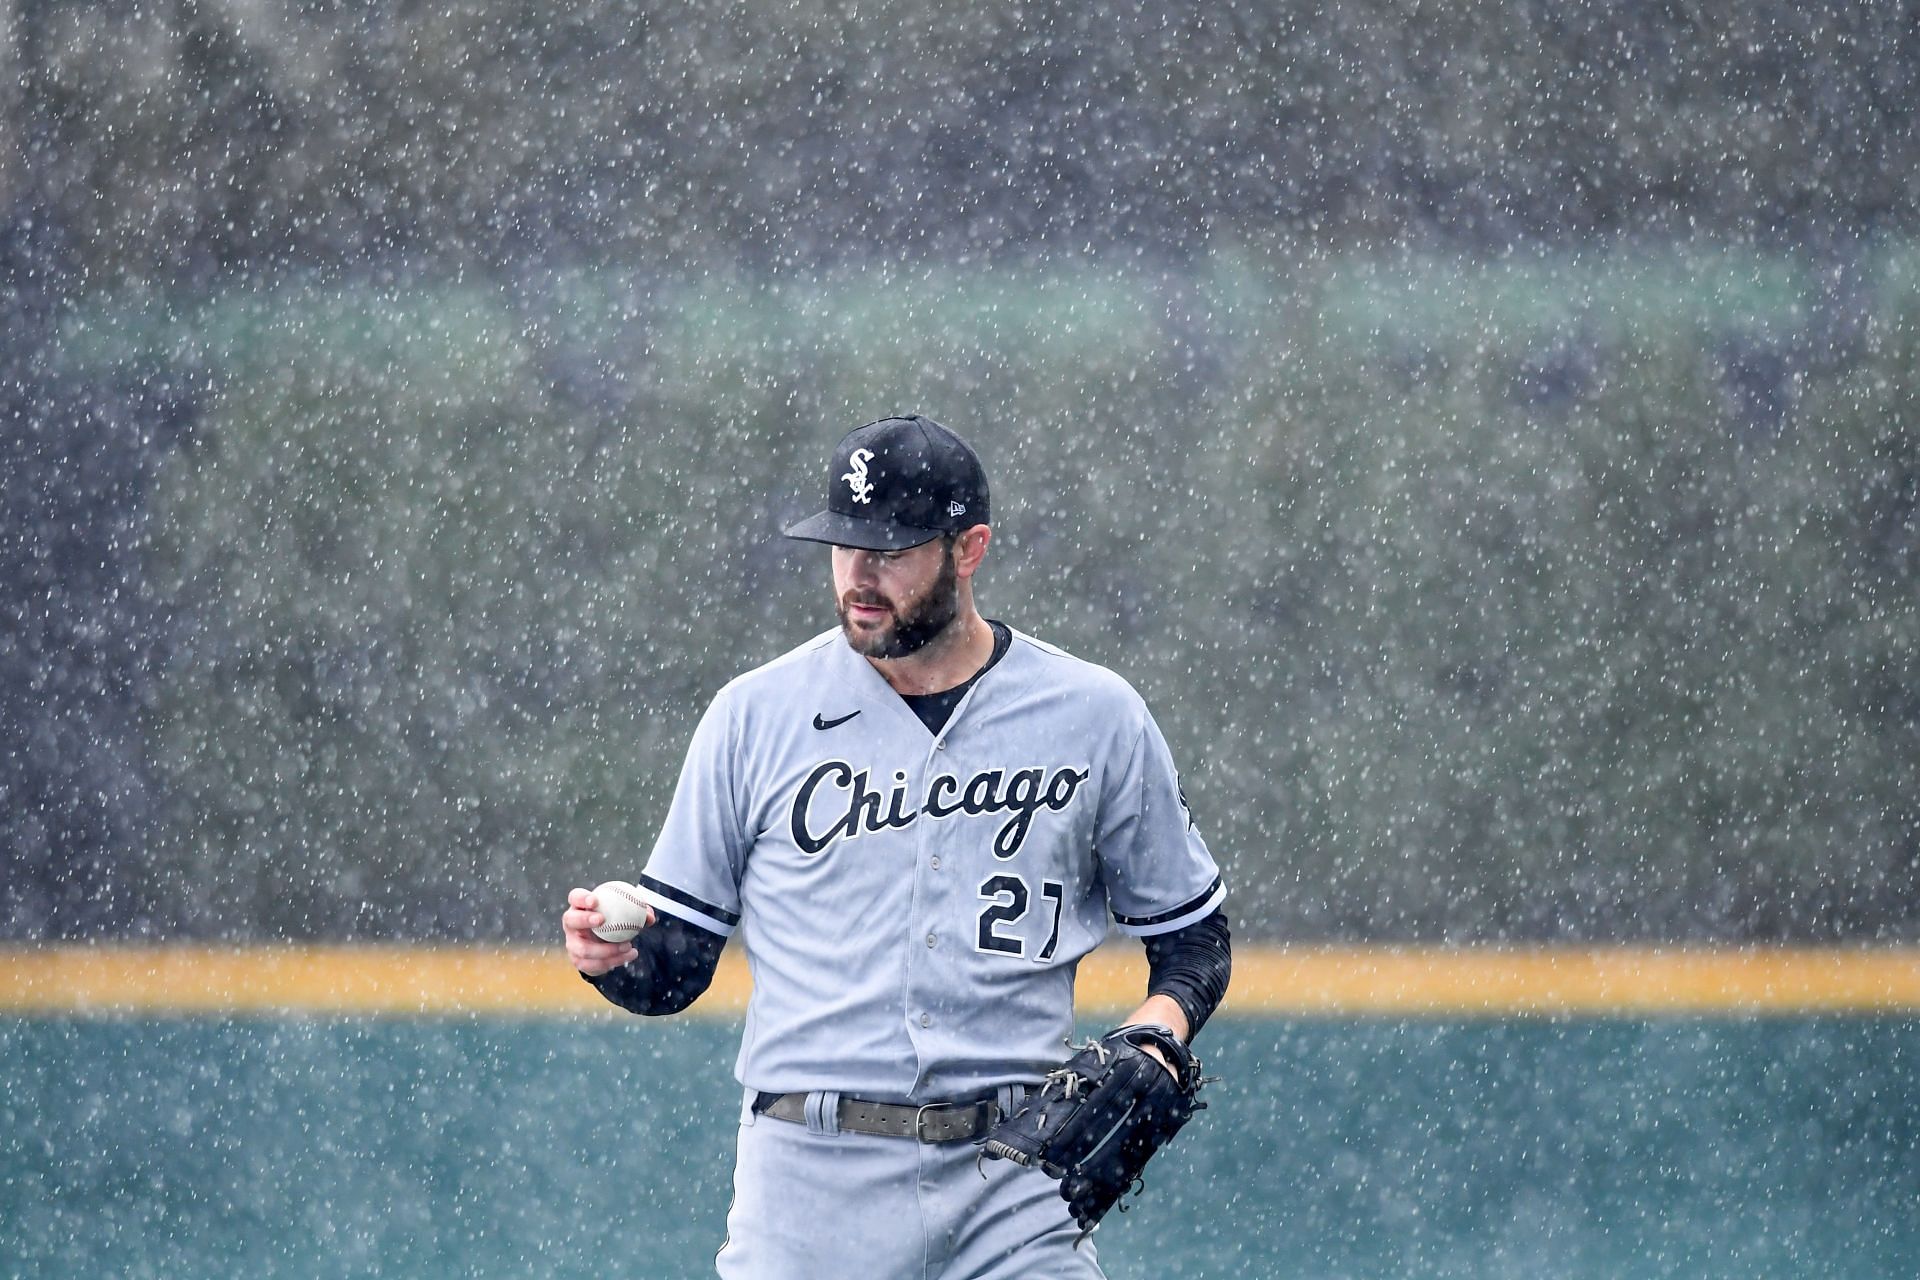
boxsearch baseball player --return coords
[563,415,1231,1279]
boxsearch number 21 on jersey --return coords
[977,875,1064,961]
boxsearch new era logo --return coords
[948,500,966,518]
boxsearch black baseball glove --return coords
[978,1023,1210,1234]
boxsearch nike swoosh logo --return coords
[812,710,862,730]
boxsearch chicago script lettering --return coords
[791,760,1090,857]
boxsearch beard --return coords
[837,543,961,660]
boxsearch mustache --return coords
[841,591,894,611]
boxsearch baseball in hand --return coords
[591,880,652,942]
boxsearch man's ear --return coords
[953,525,992,579]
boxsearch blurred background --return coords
[4,0,1916,945]
[6,4,1920,1278]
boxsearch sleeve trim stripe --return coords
[1112,876,1222,927]
[636,887,738,938]
[637,875,741,933]
[1112,878,1226,936]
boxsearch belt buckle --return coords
[914,1100,997,1142]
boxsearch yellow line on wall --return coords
[4,944,1920,1017]
[1219,946,1920,1015]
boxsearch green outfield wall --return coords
[3,1011,1915,1279]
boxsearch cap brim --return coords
[782,510,946,551]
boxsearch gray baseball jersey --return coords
[635,625,1225,1102]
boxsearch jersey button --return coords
[926,933,937,948]
[920,1013,932,1028]
[929,855,941,870]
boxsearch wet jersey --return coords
[635,626,1225,1103]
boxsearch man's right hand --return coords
[563,885,646,976]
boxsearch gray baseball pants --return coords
[715,1088,1106,1280]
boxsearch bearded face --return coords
[835,538,961,660]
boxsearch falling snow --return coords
[3,4,1918,1277]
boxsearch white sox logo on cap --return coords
[843,449,876,504]
[785,416,988,551]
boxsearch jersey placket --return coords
[901,681,987,1098]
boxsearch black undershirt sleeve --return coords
[1142,906,1232,1042]
[583,913,728,1016]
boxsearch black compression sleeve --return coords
[583,912,727,1016]
[1142,906,1232,1041]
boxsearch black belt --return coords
[753,1091,1004,1143]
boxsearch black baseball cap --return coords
[784,416,991,551]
